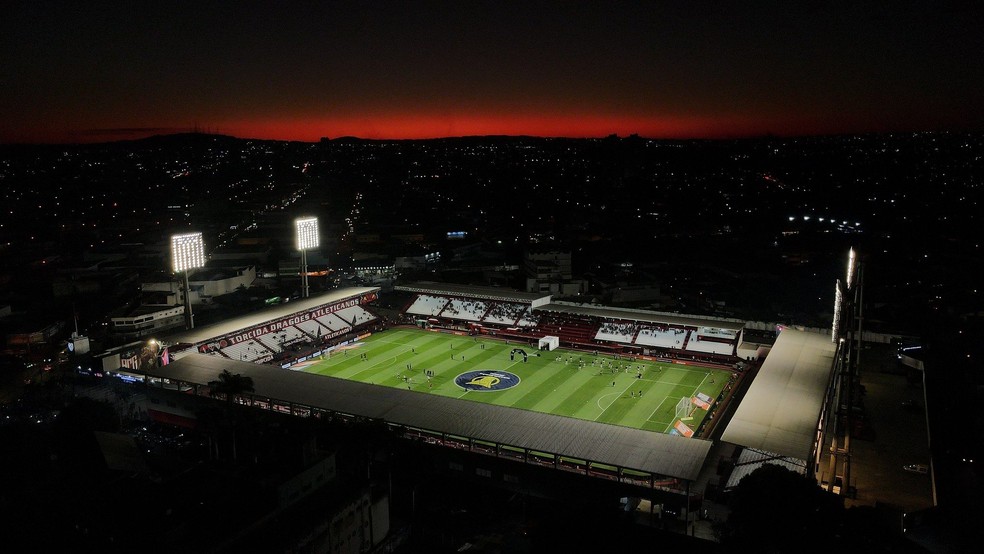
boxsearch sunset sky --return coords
[2,1,982,143]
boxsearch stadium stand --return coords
[685,335,736,356]
[335,305,376,327]
[594,320,639,344]
[482,302,527,325]
[635,326,688,349]
[254,334,283,354]
[394,285,741,363]
[266,326,307,348]
[516,308,539,328]
[440,298,488,321]
[316,313,350,332]
[405,294,449,316]
[535,314,600,346]
[698,327,739,340]
[221,340,273,363]
[294,318,328,339]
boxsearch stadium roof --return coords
[154,353,713,481]
[396,281,549,305]
[720,328,836,462]
[535,302,745,331]
[725,446,809,489]
[164,286,379,346]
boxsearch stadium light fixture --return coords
[846,248,856,290]
[295,217,319,298]
[295,216,320,251]
[171,232,205,273]
[832,280,843,343]
[171,232,205,329]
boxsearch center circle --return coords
[454,370,521,392]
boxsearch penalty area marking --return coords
[645,397,669,423]
[594,381,637,420]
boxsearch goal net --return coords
[675,396,692,420]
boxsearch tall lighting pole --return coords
[295,217,319,298]
[824,247,861,495]
[171,232,206,329]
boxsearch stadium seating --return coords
[535,315,599,346]
[220,340,273,363]
[482,302,530,325]
[635,326,688,349]
[294,318,328,339]
[316,313,351,332]
[594,321,638,344]
[685,335,736,356]
[405,294,449,316]
[515,308,539,328]
[264,326,307,349]
[254,334,283,354]
[440,298,488,321]
[335,305,376,327]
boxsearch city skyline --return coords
[3,2,983,144]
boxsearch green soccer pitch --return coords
[299,327,732,436]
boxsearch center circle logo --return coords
[454,370,520,392]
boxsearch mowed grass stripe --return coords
[550,371,620,419]
[598,377,682,427]
[477,360,550,407]
[506,363,588,411]
[300,327,735,435]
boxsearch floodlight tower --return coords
[295,217,319,298]
[171,232,206,329]
[824,247,863,495]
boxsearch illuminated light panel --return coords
[171,232,205,273]
[832,280,843,343]
[295,216,320,250]
[846,248,856,290]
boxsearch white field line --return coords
[663,372,711,433]
[594,380,637,421]
[646,397,669,423]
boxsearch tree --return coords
[208,369,255,401]
[717,463,842,553]
[206,370,255,461]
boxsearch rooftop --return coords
[153,352,714,481]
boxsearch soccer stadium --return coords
[116,278,849,523]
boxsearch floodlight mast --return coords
[846,248,856,290]
[295,217,320,298]
[171,232,205,329]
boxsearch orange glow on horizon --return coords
[214,112,788,142]
[3,110,852,144]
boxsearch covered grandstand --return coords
[397,282,550,330]
[142,352,715,488]
[719,328,838,487]
[165,287,381,364]
[395,282,745,363]
[536,302,743,356]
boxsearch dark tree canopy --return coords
[208,369,255,400]
[718,463,842,552]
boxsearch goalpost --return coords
[675,396,692,420]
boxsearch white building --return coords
[142,266,257,306]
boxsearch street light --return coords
[295,217,319,298]
[171,232,205,329]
